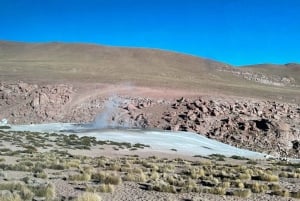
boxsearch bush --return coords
[123,172,146,182]
[230,155,249,160]
[290,191,300,199]
[69,173,91,181]
[0,126,11,129]
[271,189,290,197]
[0,192,22,201]
[210,187,226,195]
[257,173,279,182]
[98,184,115,193]
[152,181,177,193]
[245,182,268,193]
[232,189,252,198]
[76,192,102,201]
[30,183,55,200]
[92,172,122,185]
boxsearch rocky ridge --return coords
[217,67,299,87]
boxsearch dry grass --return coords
[76,192,102,201]
[232,189,252,198]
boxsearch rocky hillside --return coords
[0,81,299,158]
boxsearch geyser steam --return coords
[91,96,131,129]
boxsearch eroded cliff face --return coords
[1,81,299,158]
[0,81,72,123]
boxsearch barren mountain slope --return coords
[0,41,299,102]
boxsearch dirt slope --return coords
[0,41,299,102]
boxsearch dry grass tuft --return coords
[232,189,252,198]
[76,192,102,201]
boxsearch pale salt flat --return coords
[8,123,266,159]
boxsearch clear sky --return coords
[0,0,299,66]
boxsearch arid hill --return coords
[0,41,299,102]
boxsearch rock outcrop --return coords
[0,81,299,158]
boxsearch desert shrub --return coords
[76,192,101,201]
[290,191,300,199]
[30,183,55,199]
[107,163,121,171]
[0,182,24,191]
[34,170,48,179]
[0,148,11,152]
[181,179,199,193]
[245,182,268,193]
[231,180,244,189]
[246,160,258,165]
[47,162,65,170]
[19,185,34,201]
[210,187,226,195]
[271,189,290,197]
[232,189,252,198]
[66,159,81,168]
[0,126,11,129]
[104,174,122,185]
[230,155,249,160]
[92,172,121,185]
[0,192,22,201]
[158,164,175,173]
[279,171,289,178]
[256,173,279,182]
[209,154,226,158]
[152,181,177,193]
[21,145,38,153]
[149,171,159,180]
[218,182,231,188]
[97,184,115,193]
[69,173,91,181]
[123,172,146,182]
[238,173,251,180]
[81,165,94,175]
[183,167,205,179]
[91,172,106,182]
[268,183,281,191]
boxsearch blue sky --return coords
[0,0,299,66]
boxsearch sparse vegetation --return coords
[0,129,299,200]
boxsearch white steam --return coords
[91,95,133,129]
